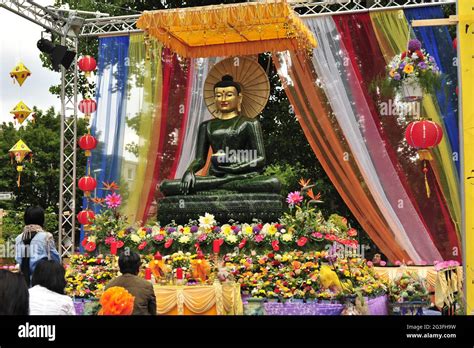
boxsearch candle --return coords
[145,267,151,280]
[110,241,118,255]
[213,239,221,254]
[176,267,183,280]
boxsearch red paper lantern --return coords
[78,176,97,197]
[78,55,97,77]
[78,99,97,120]
[77,209,95,225]
[78,134,97,156]
[405,120,443,149]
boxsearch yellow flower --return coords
[244,225,253,236]
[138,228,147,238]
[130,234,141,243]
[183,226,191,235]
[178,235,190,244]
[403,64,414,74]
[281,233,293,242]
[226,235,238,244]
[221,224,232,236]
[268,225,277,236]
[117,230,125,238]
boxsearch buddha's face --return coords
[214,86,242,115]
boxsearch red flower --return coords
[116,240,124,248]
[238,238,247,249]
[164,238,173,249]
[138,241,147,250]
[267,253,274,259]
[271,240,280,251]
[347,228,358,237]
[297,237,308,247]
[401,51,407,59]
[415,50,424,60]
[81,238,88,247]
[274,288,281,294]
[85,241,96,252]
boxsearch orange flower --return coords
[307,189,322,201]
[91,197,105,205]
[102,181,119,191]
[298,178,311,188]
[98,287,135,315]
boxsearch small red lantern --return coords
[78,134,97,157]
[78,99,97,120]
[405,120,443,198]
[78,56,97,78]
[78,176,97,197]
[77,209,95,225]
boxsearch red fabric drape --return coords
[334,13,459,260]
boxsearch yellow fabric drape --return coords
[121,34,163,222]
[136,1,316,58]
[370,10,461,241]
[153,283,243,315]
[458,1,474,314]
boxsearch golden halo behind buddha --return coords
[204,57,270,119]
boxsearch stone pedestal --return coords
[157,192,283,225]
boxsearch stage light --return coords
[37,37,76,71]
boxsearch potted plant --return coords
[372,39,442,101]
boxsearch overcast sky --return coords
[0,0,61,124]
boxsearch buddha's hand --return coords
[181,170,196,195]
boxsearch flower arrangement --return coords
[373,39,442,98]
[65,254,118,298]
[98,286,135,315]
[389,270,430,303]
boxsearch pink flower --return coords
[154,234,165,242]
[297,237,308,247]
[379,261,387,266]
[312,232,323,239]
[271,240,280,251]
[105,192,122,209]
[394,260,401,266]
[286,191,303,205]
[407,260,414,265]
[197,234,207,242]
[347,228,357,237]
[367,261,373,267]
[254,234,264,243]
[138,241,147,250]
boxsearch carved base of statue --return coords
[157,191,284,225]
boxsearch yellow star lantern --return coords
[10,62,31,86]
[9,140,33,188]
[10,101,32,125]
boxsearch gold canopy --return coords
[136,1,317,58]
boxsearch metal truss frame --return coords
[0,0,457,257]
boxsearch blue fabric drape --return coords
[81,36,129,249]
[405,7,460,174]
[91,36,130,195]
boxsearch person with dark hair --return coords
[105,251,156,315]
[28,260,75,315]
[15,206,61,286]
[0,270,29,315]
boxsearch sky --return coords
[0,0,61,124]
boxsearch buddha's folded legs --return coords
[159,173,280,196]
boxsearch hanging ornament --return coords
[78,99,97,120]
[78,134,97,156]
[405,120,443,198]
[10,101,32,125]
[78,176,97,197]
[9,140,33,188]
[78,55,97,78]
[77,209,95,230]
[10,62,31,86]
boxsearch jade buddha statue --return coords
[160,75,280,196]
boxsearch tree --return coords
[0,108,88,217]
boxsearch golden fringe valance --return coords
[154,283,243,315]
[136,0,317,58]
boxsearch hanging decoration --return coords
[78,134,97,157]
[77,209,95,230]
[10,62,31,86]
[78,99,97,121]
[405,120,443,198]
[10,101,33,125]
[9,140,33,188]
[78,176,97,197]
[78,55,97,78]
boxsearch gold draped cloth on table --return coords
[136,1,317,58]
[154,283,243,315]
